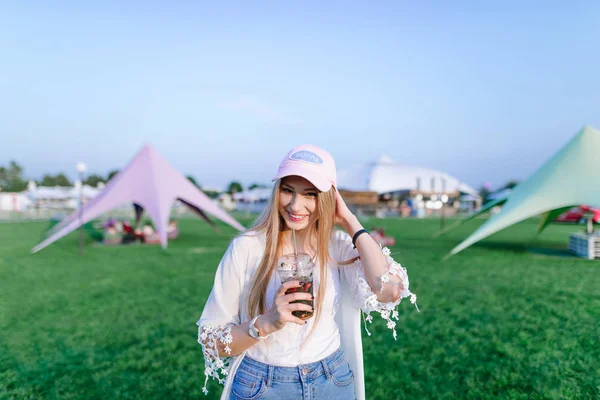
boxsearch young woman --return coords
[198,144,417,400]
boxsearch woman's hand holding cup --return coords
[257,280,314,335]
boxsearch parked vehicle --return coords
[555,205,600,224]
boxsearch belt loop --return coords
[266,365,274,387]
[321,358,332,380]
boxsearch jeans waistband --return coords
[239,348,346,383]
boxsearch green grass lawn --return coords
[1,217,598,399]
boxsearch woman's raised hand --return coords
[259,280,313,334]
[335,190,358,232]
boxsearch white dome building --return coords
[337,155,479,196]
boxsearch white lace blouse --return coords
[196,230,417,397]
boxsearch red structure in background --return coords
[555,205,600,224]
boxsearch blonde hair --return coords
[246,179,337,330]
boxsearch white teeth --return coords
[288,212,307,221]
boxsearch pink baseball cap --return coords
[272,144,337,192]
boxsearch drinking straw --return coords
[292,228,298,258]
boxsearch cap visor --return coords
[272,170,332,192]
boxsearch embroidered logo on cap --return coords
[289,150,323,165]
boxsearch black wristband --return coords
[352,229,368,248]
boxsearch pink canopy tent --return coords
[32,144,245,253]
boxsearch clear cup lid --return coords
[277,253,314,271]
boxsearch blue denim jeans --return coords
[230,347,356,400]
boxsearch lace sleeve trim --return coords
[352,247,418,340]
[196,322,234,395]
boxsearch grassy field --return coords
[1,216,598,399]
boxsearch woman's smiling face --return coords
[278,176,319,231]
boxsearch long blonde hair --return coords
[246,179,337,328]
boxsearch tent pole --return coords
[78,175,84,255]
[440,178,446,230]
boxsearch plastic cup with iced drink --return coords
[276,253,315,320]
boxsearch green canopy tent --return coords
[449,125,600,256]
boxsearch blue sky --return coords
[1,1,599,190]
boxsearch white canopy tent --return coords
[337,155,479,196]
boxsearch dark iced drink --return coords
[277,253,315,320]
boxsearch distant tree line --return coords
[1,160,269,196]
[479,179,520,204]
[0,161,122,192]
[0,161,28,192]
[186,177,268,199]
[225,182,268,195]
